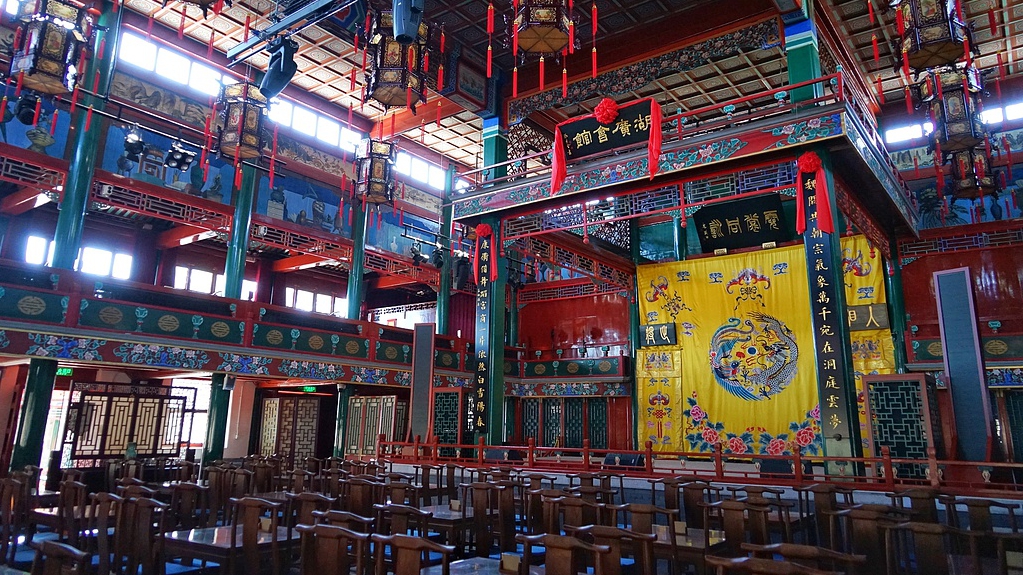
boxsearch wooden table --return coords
[420,557,541,574]
[161,525,295,565]
[420,504,474,555]
[653,527,726,575]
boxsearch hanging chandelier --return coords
[916,63,985,153]
[8,0,89,95]
[890,0,972,73]
[355,138,397,205]
[365,10,432,113]
[216,82,267,161]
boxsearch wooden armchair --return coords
[370,533,454,575]
[29,541,90,575]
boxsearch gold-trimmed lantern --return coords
[891,0,970,72]
[514,0,571,55]
[948,147,996,200]
[917,64,984,152]
[355,138,397,205]
[366,11,431,112]
[9,0,88,94]
[217,82,267,160]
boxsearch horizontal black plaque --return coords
[693,194,788,253]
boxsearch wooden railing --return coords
[377,435,1023,498]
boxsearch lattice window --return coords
[507,121,554,175]
[738,162,797,193]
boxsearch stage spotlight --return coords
[163,142,196,171]
[14,94,39,125]
[123,126,146,163]
[409,243,426,267]
[259,37,298,99]
[431,247,444,269]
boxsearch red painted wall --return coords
[518,293,631,358]
[902,246,1023,340]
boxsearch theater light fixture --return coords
[123,126,146,163]
[13,94,39,125]
[164,142,196,171]
[259,37,298,99]
[409,243,426,267]
[430,247,444,269]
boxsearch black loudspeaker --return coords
[454,257,470,290]
[603,453,644,467]
[259,37,299,99]
[223,375,236,391]
[392,0,424,44]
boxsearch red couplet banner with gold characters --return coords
[637,245,821,456]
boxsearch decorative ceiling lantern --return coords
[8,0,89,94]
[355,138,397,205]
[366,10,431,113]
[891,0,971,72]
[947,147,996,200]
[513,0,571,56]
[917,64,984,152]
[216,82,267,160]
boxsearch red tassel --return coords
[98,39,106,60]
[112,0,117,12]
[49,110,58,135]
[423,51,429,76]
[562,67,568,97]
[998,53,1007,82]
[868,0,875,24]
[347,106,353,128]
[904,87,912,115]
[350,68,356,91]
[399,209,405,226]
[408,45,415,72]
[436,101,441,127]
[872,34,879,63]
[15,71,24,96]
[213,0,223,14]
[70,86,79,113]
[976,157,985,181]
[989,6,997,34]
[178,6,186,39]
[13,27,21,51]
[875,75,884,104]
[353,34,358,53]
[539,57,545,91]
[93,71,100,92]
[995,79,1002,102]
[569,21,575,54]
[487,45,492,78]
[31,99,41,126]
[592,3,598,37]
[902,50,910,79]
[360,86,365,111]
[243,16,250,41]
[487,2,494,34]
[377,210,383,230]
[592,47,597,79]
[913,156,919,178]
[147,15,154,38]
[896,8,905,35]
[440,31,445,54]
[207,32,215,58]
[347,204,353,227]
[437,64,444,92]
[85,106,92,130]
[513,67,518,98]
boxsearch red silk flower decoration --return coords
[795,151,834,234]
[594,98,619,125]
[796,151,822,174]
[475,223,492,237]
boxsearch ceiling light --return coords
[163,142,196,171]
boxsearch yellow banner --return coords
[840,235,896,455]
[637,245,821,456]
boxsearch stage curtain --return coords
[637,245,821,456]
[636,350,683,453]
[840,235,896,455]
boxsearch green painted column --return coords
[436,166,456,335]
[507,285,519,347]
[482,117,508,181]
[333,384,354,457]
[484,216,508,444]
[784,11,822,105]
[346,199,369,320]
[223,165,258,299]
[52,2,120,269]
[9,358,58,471]
[629,220,642,450]
[884,252,909,373]
[203,373,231,463]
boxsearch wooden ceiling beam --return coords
[0,187,52,215]
[156,225,217,249]
[272,253,333,273]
